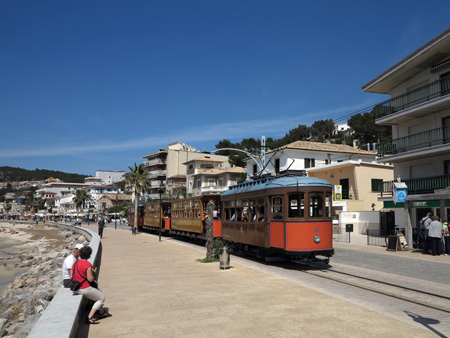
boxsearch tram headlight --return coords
[314,235,321,244]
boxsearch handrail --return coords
[374,77,450,119]
[378,125,450,157]
[378,175,450,196]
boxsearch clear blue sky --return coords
[1,1,449,176]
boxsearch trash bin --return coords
[219,246,230,269]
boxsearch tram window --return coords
[242,207,249,222]
[237,200,242,206]
[325,193,331,218]
[271,196,283,220]
[236,207,242,221]
[288,193,304,218]
[257,205,265,222]
[309,192,323,218]
[250,206,256,221]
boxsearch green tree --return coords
[348,110,391,146]
[124,163,151,234]
[311,119,334,142]
[73,189,93,219]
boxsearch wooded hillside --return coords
[0,166,87,183]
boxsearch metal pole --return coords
[159,185,162,242]
[115,192,118,230]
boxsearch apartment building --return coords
[365,28,450,244]
[142,142,232,199]
[184,156,245,197]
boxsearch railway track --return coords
[295,260,450,314]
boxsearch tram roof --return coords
[222,175,332,196]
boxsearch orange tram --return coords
[129,175,334,262]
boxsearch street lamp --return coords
[115,192,118,230]
[158,182,163,242]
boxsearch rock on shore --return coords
[0,223,88,337]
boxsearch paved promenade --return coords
[83,227,436,338]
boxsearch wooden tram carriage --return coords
[170,195,222,239]
[221,175,334,261]
[127,204,144,229]
[129,175,334,262]
[142,201,171,233]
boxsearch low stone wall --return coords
[26,223,101,338]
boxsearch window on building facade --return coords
[304,158,315,168]
[371,179,383,192]
[445,160,450,175]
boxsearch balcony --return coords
[151,180,166,187]
[374,77,450,120]
[145,158,166,166]
[333,189,359,201]
[379,174,450,197]
[378,125,450,157]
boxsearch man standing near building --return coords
[421,213,432,254]
[429,216,443,256]
[98,217,105,239]
[62,244,84,288]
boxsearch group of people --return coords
[419,213,450,256]
[62,243,111,324]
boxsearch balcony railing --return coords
[378,125,450,157]
[379,174,450,196]
[374,77,450,119]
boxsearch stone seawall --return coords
[0,221,101,338]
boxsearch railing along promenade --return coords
[0,220,101,338]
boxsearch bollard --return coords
[219,246,230,269]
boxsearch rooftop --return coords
[273,140,375,156]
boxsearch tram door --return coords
[380,211,395,236]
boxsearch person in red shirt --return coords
[72,246,112,324]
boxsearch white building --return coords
[95,170,125,185]
[184,156,246,197]
[364,27,450,245]
[246,140,377,177]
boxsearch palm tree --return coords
[124,163,151,234]
[73,189,92,221]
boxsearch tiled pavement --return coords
[85,228,436,338]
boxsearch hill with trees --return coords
[0,166,87,183]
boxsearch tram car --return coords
[127,204,144,229]
[221,175,334,261]
[170,195,222,239]
[142,201,171,234]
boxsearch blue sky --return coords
[1,1,449,176]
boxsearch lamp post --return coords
[158,182,163,242]
[115,192,118,230]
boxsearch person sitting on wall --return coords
[62,244,83,288]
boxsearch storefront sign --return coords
[412,200,440,208]
[334,185,342,201]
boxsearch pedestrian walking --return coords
[98,217,105,239]
[429,216,443,256]
[420,213,432,254]
[443,219,450,255]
